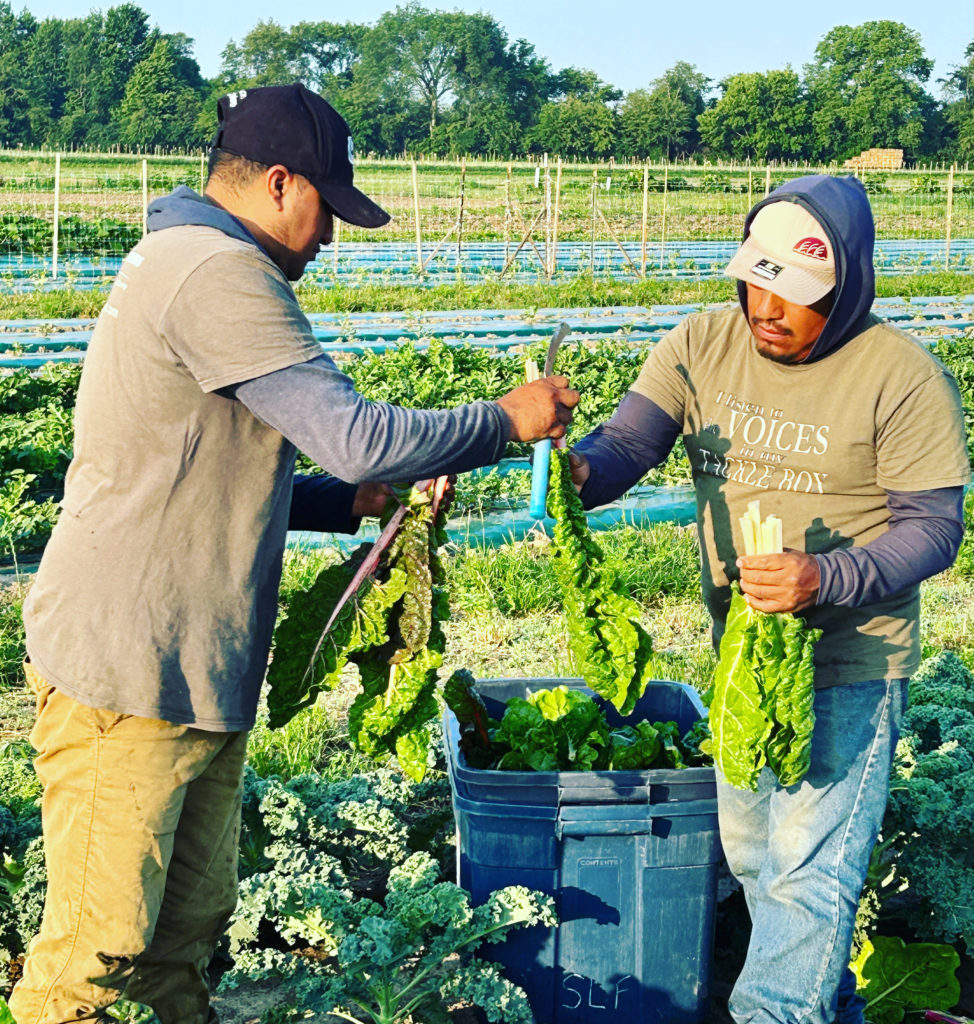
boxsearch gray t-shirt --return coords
[23,223,506,730]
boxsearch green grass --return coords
[2,272,973,323]
[0,579,26,692]
[445,521,701,616]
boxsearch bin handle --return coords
[555,797,716,839]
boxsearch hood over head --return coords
[146,185,259,247]
[730,174,875,362]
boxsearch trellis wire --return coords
[1,152,971,288]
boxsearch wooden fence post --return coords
[411,160,423,274]
[945,164,955,272]
[551,157,562,278]
[504,163,512,264]
[52,153,60,280]
[141,159,149,236]
[659,164,669,270]
[590,168,598,273]
[640,163,649,277]
[456,156,467,266]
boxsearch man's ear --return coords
[264,165,291,207]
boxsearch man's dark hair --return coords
[206,148,273,192]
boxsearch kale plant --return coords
[882,651,974,951]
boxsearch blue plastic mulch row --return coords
[2,237,974,291]
[3,298,973,368]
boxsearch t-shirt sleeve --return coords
[627,318,692,425]
[159,247,322,392]
[876,367,970,491]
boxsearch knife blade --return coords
[543,321,571,377]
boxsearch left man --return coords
[10,83,579,1024]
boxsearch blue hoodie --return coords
[147,184,259,245]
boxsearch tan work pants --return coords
[9,665,247,1024]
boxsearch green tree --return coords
[698,68,811,162]
[0,1,36,146]
[941,41,974,161]
[114,37,204,149]
[619,62,709,159]
[530,94,617,157]
[804,21,940,161]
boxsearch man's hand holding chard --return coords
[737,548,820,613]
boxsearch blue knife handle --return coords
[530,438,552,519]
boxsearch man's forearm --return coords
[225,354,510,483]
[574,391,682,509]
[815,487,964,606]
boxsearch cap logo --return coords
[347,136,355,165]
[751,258,785,282]
[793,237,828,261]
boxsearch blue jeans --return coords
[717,678,908,1024]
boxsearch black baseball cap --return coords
[212,83,391,229]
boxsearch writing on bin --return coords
[562,974,636,1011]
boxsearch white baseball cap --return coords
[725,201,836,305]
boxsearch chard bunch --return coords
[702,583,820,791]
[701,501,822,791]
[267,482,449,781]
[547,447,654,715]
[445,674,707,773]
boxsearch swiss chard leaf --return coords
[851,935,961,1024]
[704,584,821,791]
[548,448,654,714]
[267,482,449,781]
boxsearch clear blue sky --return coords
[14,0,971,96]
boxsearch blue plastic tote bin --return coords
[443,678,721,1024]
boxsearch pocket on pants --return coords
[24,660,55,715]
[89,705,133,736]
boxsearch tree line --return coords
[0,1,972,163]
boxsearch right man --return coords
[569,174,968,1024]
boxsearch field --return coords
[1,152,973,262]
[2,250,974,1020]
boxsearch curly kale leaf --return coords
[225,847,554,1024]
[548,448,654,714]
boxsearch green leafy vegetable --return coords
[444,676,707,773]
[701,584,821,791]
[267,483,449,781]
[880,651,974,951]
[850,935,960,1024]
[547,447,654,714]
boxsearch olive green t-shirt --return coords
[23,225,322,729]
[631,307,969,686]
